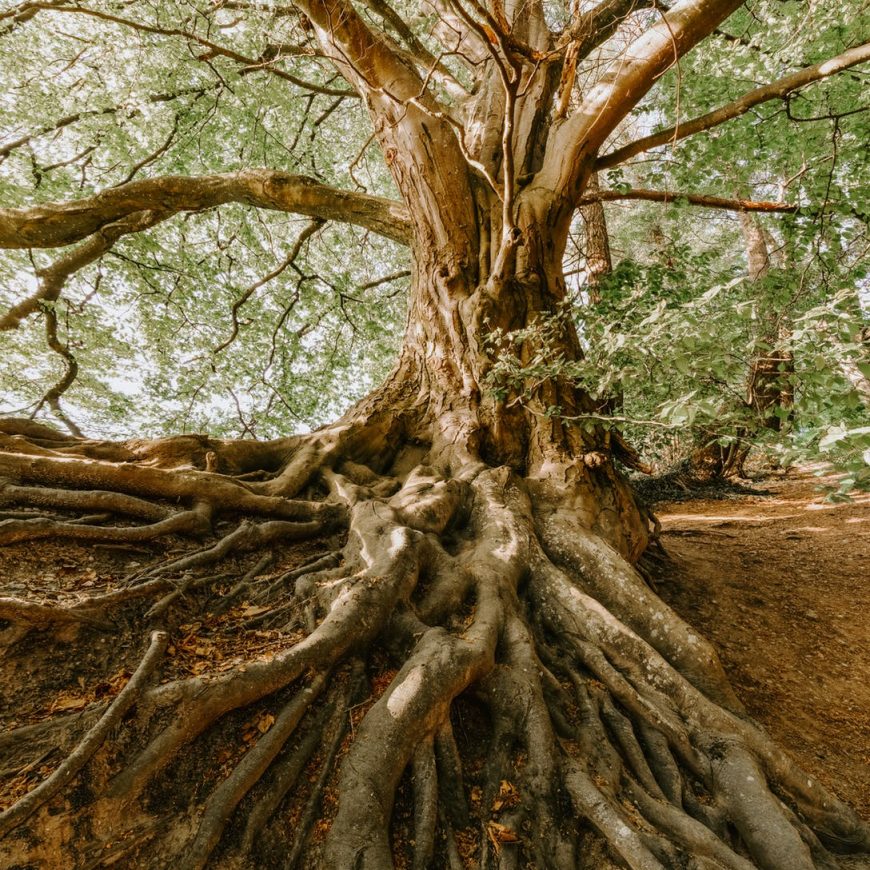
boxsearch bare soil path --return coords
[652,468,870,818]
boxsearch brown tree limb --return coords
[267,0,418,97]
[578,187,799,212]
[0,170,410,250]
[560,0,655,58]
[597,41,870,170]
[0,629,168,841]
[536,0,745,203]
[292,0,478,258]
[35,306,83,436]
[0,210,168,330]
[357,0,467,97]
[357,268,411,291]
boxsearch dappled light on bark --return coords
[1,375,867,867]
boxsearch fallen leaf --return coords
[492,779,520,812]
[52,696,88,712]
[486,821,520,854]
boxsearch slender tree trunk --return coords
[740,213,794,434]
[689,214,794,480]
[579,174,613,306]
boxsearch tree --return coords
[0,0,868,867]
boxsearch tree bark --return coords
[2,178,867,868]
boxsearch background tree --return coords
[0,1,868,869]
[494,3,870,491]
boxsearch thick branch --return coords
[1,210,166,331]
[292,0,428,101]
[0,170,410,249]
[536,0,744,205]
[561,0,654,58]
[597,41,870,169]
[579,188,798,212]
[292,0,478,258]
[357,0,466,98]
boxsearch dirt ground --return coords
[1,464,866,863]
[651,467,870,818]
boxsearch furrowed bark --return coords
[2,3,868,868]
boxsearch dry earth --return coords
[652,467,870,819]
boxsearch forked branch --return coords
[537,0,745,201]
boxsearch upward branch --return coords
[292,0,478,260]
[0,170,411,249]
[560,0,655,59]
[535,0,745,208]
[597,41,870,169]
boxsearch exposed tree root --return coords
[0,597,113,631]
[0,420,867,869]
[0,630,167,839]
[0,502,213,546]
[0,480,171,522]
[180,671,329,870]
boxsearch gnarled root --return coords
[0,423,866,869]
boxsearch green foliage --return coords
[488,226,870,490]
[0,0,408,437]
[0,0,867,470]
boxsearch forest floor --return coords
[650,466,870,819]
[1,464,867,848]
